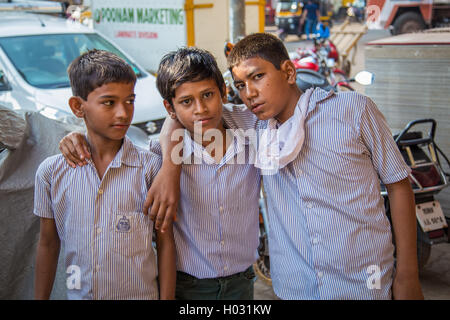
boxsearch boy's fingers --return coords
[160,206,176,233]
[143,193,154,216]
[60,138,86,166]
[155,203,168,231]
[149,200,160,222]
[59,145,79,168]
[83,145,91,159]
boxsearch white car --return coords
[0,10,166,141]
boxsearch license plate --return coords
[416,201,448,232]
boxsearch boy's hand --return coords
[143,162,181,232]
[58,132,91,167]
[393,271,424,300]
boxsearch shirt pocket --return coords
[109,211,153,258]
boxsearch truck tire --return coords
[392,12,426,35]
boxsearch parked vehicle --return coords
[275,0,304,41]
[367,0,450,35]
[265,0,276,26]
[382,119,450,269]
[291,37,358,91]
[0,2,166,142]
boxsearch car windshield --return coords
[0,33,144,89]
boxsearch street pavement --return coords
[253,25,450,300]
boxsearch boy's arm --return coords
[143,116,183,232]
[358,97,423,299]
[386,178,424,300]
[155,221,176,300]
[58,132,90,167]
[34,217,60,300]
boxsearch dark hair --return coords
[227,33,290,70]
[67,49,136,100]
[156,47,225,105]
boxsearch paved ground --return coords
[253,25,450,300]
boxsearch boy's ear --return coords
[163,100,177,120]
[280,60,297,85]
[221,84,227,104]
[68,96,85,118]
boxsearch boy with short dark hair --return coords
[58,47,261,300]
[150,33,423,300]
[225,32,423,300]
[34,49,176,300]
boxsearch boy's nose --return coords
[193,100,207,114]
[245,83,258,99]
[116,103,133,120]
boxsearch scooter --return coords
[382,119,450,270]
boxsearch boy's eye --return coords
[102,100,114,106]
[126,99,135,105]
[180,98,191,105]
[235,83,244,91]
[254,73,264,80]
[203,91,213,98]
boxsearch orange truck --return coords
[367,0,450,35]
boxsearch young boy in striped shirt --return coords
[223,33,423,300]
[33,50,176,300]
[152,34,424,300]
[58,47,261,300]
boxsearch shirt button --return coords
[317,271,323,278]
[298,169,303,175]
[220,240,225,246]
[219,206,224,213]
[312,238,319,245]
[224,266,228,271]
[98,189,103,195]
[306,203,313,209]
[97,228,102,234]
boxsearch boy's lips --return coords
[251,103,265,114]
[197,117,213,124]
[112,123,130,129]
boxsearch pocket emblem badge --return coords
[116,215,131,233]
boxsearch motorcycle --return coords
[290,36,353,91]
[382,119,450,270]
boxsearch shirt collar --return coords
[106,136,142,168]
[306,87,335,114]
[181,118,248,165]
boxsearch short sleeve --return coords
[33,158,55,219]
[359,96,411,185]
[143,141,163,188]
[148,138,163,157]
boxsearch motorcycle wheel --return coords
[417,227,431,271]
[253,254,272,286]
[253,222,272,285]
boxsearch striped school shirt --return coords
[149,121,261,279]
[34,136,162,300]
[223,88,411,299]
